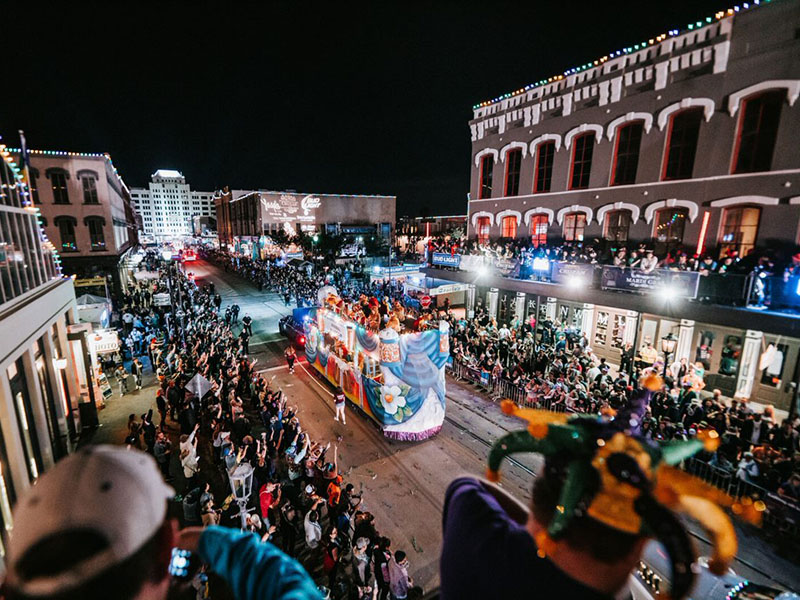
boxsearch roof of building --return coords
[473,0,775,110]
[152,169,183,179]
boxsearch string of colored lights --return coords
[0,140,63,275]
[473,0,775,110]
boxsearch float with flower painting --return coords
[301,290,449,441]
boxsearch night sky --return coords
[7,1,726,216]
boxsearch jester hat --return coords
[487,374,763,600]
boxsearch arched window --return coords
[28,167,40,204]
[653,208,688,253]
[504,149,522,196]
[84,216,106,250]
[476,216,491,244]
[54,216,78,252]
[81,175,99,204]
[562,212,586,242]
[604,210,632,243]
[479,155,493,199]
[500,215,517,238]
[662,108,703,180]
[732,91,784,174]
[611,121,644,186]
[719,207,760,258]
[530,214,548,247]
[533,141,556,193]
[46,168,70,204]
[569,133,594,190]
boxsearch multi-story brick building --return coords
[10,147,139,293]
[430,0,800,412]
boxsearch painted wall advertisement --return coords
[260,193,322,233]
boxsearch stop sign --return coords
[420,295,432,308]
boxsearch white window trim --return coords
[606,111,654,141]
[495,209,522,225]
[595,202,641,225]
[643,199,699,224]
[471,211,495,227]
[474,148,499,168]
[728,80,800,116]
[709,195,779,208]
[564,124,604,150]
[556,205,594,226]
[524,207,555,226]
[657,98,715,130]
[529,133,562,155]
[499,142,528,162]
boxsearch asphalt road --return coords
[187,258,800,594]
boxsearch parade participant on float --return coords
[440,372,761,600]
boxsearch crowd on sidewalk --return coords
[446,301,800,504]
[117,251,420,600]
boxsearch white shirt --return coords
[304,512,322,548]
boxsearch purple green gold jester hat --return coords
[486,373,764,600]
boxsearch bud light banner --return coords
[600,266,700,299]
[431,252,461,268]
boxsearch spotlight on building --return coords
[660,285,679,301]
[477,264,490,278]
[566,275,583,289]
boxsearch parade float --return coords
[302,288,449,441]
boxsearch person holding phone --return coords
[3,445,322,600]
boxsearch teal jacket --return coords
[198,526,322,600]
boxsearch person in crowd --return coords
[2,445,321,600]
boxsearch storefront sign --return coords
[600,267,700,299]
[429,283,468,295]
[551,262,595,284]
[90,329,120,354]
[431,252,461,268]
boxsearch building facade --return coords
[131,170,215,240]
[428,0,800,413]
[467,1,800,257]
[0,143,90,557]
[397,215,467,237]
[215,188,396,246]
[10,147,139,294]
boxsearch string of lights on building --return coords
[0,141,62,274]
[472,0,776,109]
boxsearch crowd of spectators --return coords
[423,234,800,278]
[117,251,420,600]
[446,302,800,508]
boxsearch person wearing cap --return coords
[3,445,322,600]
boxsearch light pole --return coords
[661,332,677,377]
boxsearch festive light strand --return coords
[473,0,772,110]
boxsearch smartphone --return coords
[169,548,193,579]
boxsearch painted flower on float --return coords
[379,385,407,417]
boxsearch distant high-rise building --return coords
[131,170,214,239]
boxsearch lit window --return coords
[530,215,548,247]
[476,216,491,244]
[654,208,687,253]
[562,213,586,241]
[501,215,517,238]
[719,206,760,258]
[50,173,69,204]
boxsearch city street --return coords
[173,259,800,593]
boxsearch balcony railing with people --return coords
[428,249,800,311]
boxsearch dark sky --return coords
[6,1,726,216]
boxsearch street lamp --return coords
[661,332,677,376]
